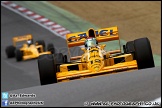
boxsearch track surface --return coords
[1,5,161,107]
[1,6,81,92]
[7,67,161,107]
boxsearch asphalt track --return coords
[6,67,161,107]
[1,5,161,107]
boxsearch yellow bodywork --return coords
[19,44,51,60]
[53,26,138,82]
[57,49,137,82]
[12,34,51,60]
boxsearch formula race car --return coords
[5,34,54,61]
[38,26,155,85]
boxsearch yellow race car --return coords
[5,34,54,61]
[38,26,155,85]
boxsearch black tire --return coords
[126,41,135,53]
[54,53,64,72]
[125,41,135,59]
[15,49,23,61]
[36,40,45,51]
[5,45,15,58]
[63,55,68,63]
[38,54,57,85]
[47,43,55,54]
[54,53,64,64]
[134,37,155,69]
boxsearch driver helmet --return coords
[85,37,98,49]
[27,39,32,45]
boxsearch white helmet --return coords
[27,40,32,45]
[85,38,98,49]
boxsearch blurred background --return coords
[50,1,161,55]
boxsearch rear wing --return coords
[66,26,121,61]
[66,26,119,48]
[12,34,33,46]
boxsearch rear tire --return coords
[5,45,15,58]
[38,54,57,85]
[134,37,155,69]
[15,49,23,61]
[125,41,135,59]
[126,41,134,53]
[47,43,55,54]
[36,40,45,51]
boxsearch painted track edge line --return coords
[1,1,71,38]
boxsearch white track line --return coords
[1,1,70,38]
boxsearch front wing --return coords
[56,60,138,82]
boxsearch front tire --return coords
[15,49,23,61]
[63,55,68,63]
[134,37,155,69]
[38,54,57,85]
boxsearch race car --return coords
[38,26,155,85]
[5,34,55,61]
